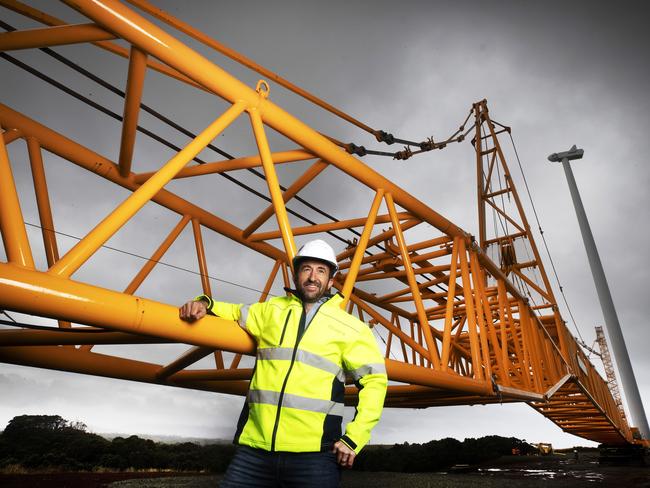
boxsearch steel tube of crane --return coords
[26,138,59,267]
[124,215,190,295]
[471,253,507,384]
[0,345,249,396]
[344,292,429,359]
[0,262,256,354]
[0,23,115,50]
[440,237,459,371]
[27,136,71,330]
[242,159,328,238]
[191,218,212,296]
[133,150,315,183]
[0,328,169,346]
[340,189,384,306]
[386,359,493,395]
[0,127,35,268]
[253,212,409,243]
[2,128,23,144]
[457,239,483,380]
[469,251,493,380]
[118,45,147,177]
[191,217,226,368]
[156,346,214,380]
[386,192,440,368]
[249,108,297,264]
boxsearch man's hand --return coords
[332,440,355,468]
[179,300,207,322]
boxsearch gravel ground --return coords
[107,453,649,488]
[2,453,647,487]
[107,468,650,488]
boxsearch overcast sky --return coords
[1,0,649,448]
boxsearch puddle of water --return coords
[478,467,606,483]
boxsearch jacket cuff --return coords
[339,435,357,453]
[193,294,215,315]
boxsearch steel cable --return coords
[508,133,586,344]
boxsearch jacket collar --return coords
[283,287,342,308]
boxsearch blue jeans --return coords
[220,445,341,487]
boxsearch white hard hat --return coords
[293,239,338,273]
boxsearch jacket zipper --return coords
[277,310,292,346]
[270,306,307,451]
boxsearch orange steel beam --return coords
[2,128,23,144]
[26,137,71,330]
[469,251,493,382]
[375,275,449,303]
[251,212,411,243]
[191,217,224,369]
[385,192,440,368]
[344,292,430,360]
[457,239,484,381]
[473,99,570,366]
[118,45,147,178]
[0,0,637,447]
[336,219,420,262]
[0,344,249,396]
[347,264,451,283]
[340,189,384,306]
[26,138,59,267]
[337,235,444,271]
[249,104,297,264]
[0,328,171,346]
[192,218,212,297]
[440,237,460,371]
[0,125,35,268]
[156,346,215,380]
[0,23,115,50]
[133,150,315,184]
[242,159,328,238]
[124,215,191,295]
[0,262,256,354]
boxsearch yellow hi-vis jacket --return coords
[202,292,387,454]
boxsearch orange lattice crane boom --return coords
[0,0,642,447]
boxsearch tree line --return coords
[0,414,534,472]
[354,435,535,472]
[0,415,234,472]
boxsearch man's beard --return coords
[297,279,328,303]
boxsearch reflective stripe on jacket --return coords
[207,293,387,454]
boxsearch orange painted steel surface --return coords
[0,0,640,447]
[0,22,115,50]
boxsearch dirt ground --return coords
[0,471,212,488]
[1,453,648,487]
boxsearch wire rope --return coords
[508,133,585,344]
[22,222,273,297]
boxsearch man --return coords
[179,239,387,487]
